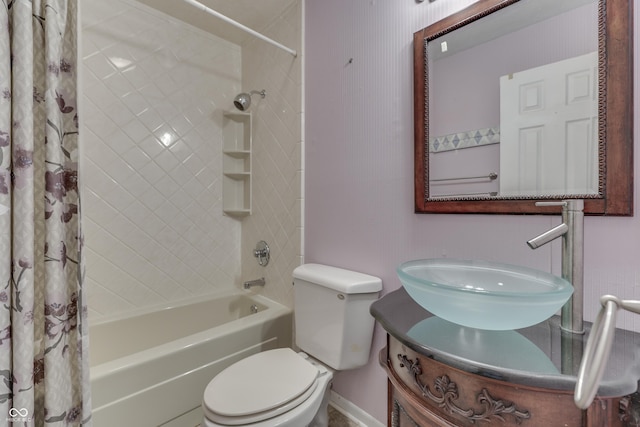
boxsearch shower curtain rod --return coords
[181,0,298,57]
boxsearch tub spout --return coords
[243,277,265,289]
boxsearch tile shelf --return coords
[223,150,250,157]
[222,111,252,217]
[224,172,250,180]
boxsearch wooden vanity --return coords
[371,289,640,427]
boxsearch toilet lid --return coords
[203,348,319,418]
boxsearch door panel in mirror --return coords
[499,52,599,197]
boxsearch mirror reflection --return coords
[427,0,599,199]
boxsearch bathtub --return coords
[89,289,293,427]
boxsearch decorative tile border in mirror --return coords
[429,127,500,153]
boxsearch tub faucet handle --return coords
[254,241,270,266]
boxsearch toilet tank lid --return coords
[293,264,382,294]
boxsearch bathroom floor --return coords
[194,405,359,427]
[328,405,361,427]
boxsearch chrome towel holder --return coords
[575,295,640,408]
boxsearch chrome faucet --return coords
[243,277,265,289]
[527,199,584,335]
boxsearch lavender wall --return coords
[305,0,639,423]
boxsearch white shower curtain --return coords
[0,0,90,425]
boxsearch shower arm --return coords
[180,0,298,58]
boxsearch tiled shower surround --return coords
[239,2,302,309]
[81,0,302,319]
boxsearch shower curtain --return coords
[0,0,90,425]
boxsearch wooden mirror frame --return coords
[414,0,633,215]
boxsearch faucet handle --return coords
[254,240,270,266]
[535,199,584,211]
[535,201,567,207]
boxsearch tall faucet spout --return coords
[527,200,584,335]
[527,223,569,249]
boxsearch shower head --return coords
[233,89,266,111]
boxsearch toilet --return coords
[201,263,382,427]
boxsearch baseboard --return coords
[329,391,385,427]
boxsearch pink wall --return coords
[305,0,640,423]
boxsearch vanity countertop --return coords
[371,287,640,397]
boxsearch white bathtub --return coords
[89,289,293,427]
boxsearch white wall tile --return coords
[241,1,303,309]
[81,0,243,320]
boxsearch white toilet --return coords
[201,264,382,427]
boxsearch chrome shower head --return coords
[233,89,266,111]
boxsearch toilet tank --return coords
[293,264,382,370]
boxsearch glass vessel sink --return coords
[407,317,559,374]
[397,259,573,330]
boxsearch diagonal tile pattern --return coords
[81,0,244,319]
[430,127,501,153]
[240,1,303,309]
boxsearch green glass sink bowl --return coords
[397,259,574,330]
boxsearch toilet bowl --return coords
[202,348,333,427]
[202,264,382,427]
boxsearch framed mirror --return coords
[414,0,633,215]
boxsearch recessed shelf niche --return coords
[222,111,252,216]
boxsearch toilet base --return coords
[307,381,331,427]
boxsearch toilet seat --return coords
[203,348,320,425]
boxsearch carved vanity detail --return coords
[395,354,531,424]
[372,289,640,427]
[384,336,618,426]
